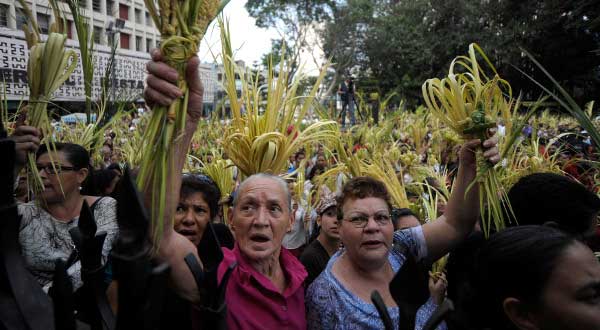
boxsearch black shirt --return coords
[299,239,331,286]
[160,223,235,329]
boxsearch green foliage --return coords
[320,0,373,75]
[245,0,335,28]
[358,0,600,105]
[249,0,600,106]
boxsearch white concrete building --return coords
[0,0,218,111]
[0,0,160,54]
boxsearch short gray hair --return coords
[232,173,292,212]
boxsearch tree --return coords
[248,0,600,106]
[318,0,374,97]
[246,0,337,82]
[361,0,600,104]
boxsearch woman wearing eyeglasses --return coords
[306,133,500,329]
[306,177,442,330]
[11,125,118,293]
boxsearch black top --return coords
[445,231,486,330]
[159,223,235,330]
[299,239,331,286]
[212,223,234,250]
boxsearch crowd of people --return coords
[3,51,600,330]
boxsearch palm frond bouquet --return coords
[219,19,339,178]
[201,157,235,223]
[422,43,515,237]
[362,153,411,210]
[138,0,228,246]
[19,0,78,193]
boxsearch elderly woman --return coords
[307,177,444,329]
[306,127,499,329]
[9,130,118,292]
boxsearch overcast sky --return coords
[198,0,324,75]
[198,0,280,67]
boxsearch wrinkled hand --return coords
[428,272,448,305]
[144,49,204,125]
[459,129,500,169]
[10,125,41,173]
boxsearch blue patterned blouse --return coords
[305,226,446,330]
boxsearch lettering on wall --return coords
[0,36,148,101]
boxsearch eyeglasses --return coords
[36,164,79,175]
[344,213,392,228]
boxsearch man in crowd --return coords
[217,174,307,329]
[338,77,356,128]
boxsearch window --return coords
[145,12,152,26]
[217,73,223,81]
[108,33,115,47]
[66,20,73,39]
[36,13,50,34]
[135,36,142,51]
[92,0,101,12]
[134,8,142,24]
[119,4,129,20]
[146,38,152,52]
[79,0,87,8]
[16,10,28,31]
[0,4,8,27]
[93,26,103,45]
[120,32,130,49]
[106,0,114,16]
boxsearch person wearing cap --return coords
[300,186,340,285]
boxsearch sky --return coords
[197,0,324,75]
[198,0,281,67]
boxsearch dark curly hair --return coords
[337,176,392,220]
[181,173,221,219]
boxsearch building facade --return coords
[0,0,219,112]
